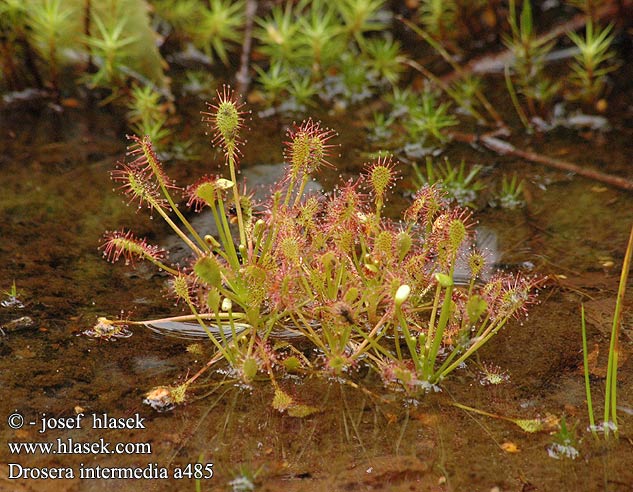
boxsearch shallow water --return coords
[1,94,633,492]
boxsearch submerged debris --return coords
[228,475,256,492]
[143,383,188,412]
[84,317,132,340]
[1,316,35,334]
[143,386,177,412]
[1,297,24,309]
[547,442,579,460]
[271,388,320,417]
[479,362,510,386]
[559,112,610,132]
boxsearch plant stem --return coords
[438,317,510,380]
[120,312,248,325]
[163,190,209,253]
[603,222,633,437]
[353,311,390,356]
[425,283,443,357]
[184,351,224,386]
[504,65,531,130]
[185,299,234,363]
[293,173,311,208]
[215,188,241,269]
[580,304,598,438]
[424,283,454,380]
[142,254,179,276]
[397,306,419,367]
[153,203,204,257]
[258,193,280,265]
[206,198,231,263]
[227,147,247,249]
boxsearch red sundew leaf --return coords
[100,230,167,265]
[284,118,337,175]
[125,135,178,190]
[110,162,168,211]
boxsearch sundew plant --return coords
[99,87,541,407]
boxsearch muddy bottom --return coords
[1,101,633,492]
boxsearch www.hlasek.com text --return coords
[8,437,151,455]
